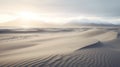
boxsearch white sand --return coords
[0,28,120,67]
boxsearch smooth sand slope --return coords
[0,28,120,67]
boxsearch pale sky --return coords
[0,0,120,25]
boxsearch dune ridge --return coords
[78,41,103,50]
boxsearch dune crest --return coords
[78,41,103,50]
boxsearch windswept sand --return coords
[0,28,120,67]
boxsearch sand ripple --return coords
[0,28,120,67]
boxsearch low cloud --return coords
[0,0,120,24]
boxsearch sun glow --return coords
[17,11,40,21]
[0,14,17,23]
[17,11,71,24]
[0,11,70,27]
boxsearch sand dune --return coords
[0,28,120,67]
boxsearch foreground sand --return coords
[0,27,120,67]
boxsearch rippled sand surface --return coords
[0,28,120,67]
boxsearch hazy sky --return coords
[0,0,120,24]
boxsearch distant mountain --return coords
[0,19,56,28]
[66,19,117,26]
